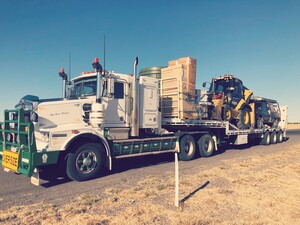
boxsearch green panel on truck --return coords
[0,122,3,161]
[113,138,177,156]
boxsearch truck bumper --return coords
[0,149,60,177]
[0,108,60,178]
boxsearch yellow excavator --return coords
[204,74,254,129]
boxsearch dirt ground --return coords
[288,123,300,130]
[1,141,300,225]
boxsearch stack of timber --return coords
[161,57,198,120]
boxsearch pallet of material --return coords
[168,57,196,94]
[161,62,198,120]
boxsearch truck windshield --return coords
[68,77,97,98]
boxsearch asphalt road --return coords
[0,129,299,210]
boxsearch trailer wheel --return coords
[237,108,251,130]
[179,135,196,161]
[66,143,104,181]
[270,131,277,144]
[260,131,270,145]
[277,131,283,143]
[198,134,215,157]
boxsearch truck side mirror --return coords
[202,82,206,88]
[125,83,129,96]
[107,77,115,97]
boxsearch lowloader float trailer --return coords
[0,58,287,185]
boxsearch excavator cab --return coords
[208,75,253,129]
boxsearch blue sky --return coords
[0,0,299,122]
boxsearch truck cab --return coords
[68,71,131,127]
[0,58,163,182]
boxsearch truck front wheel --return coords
[66,143,104,181]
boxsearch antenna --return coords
[68,51,72,81]
[104,34,106,75]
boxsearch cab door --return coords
[102,80,128,127]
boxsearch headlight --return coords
[6,133,13,142]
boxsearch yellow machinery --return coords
[207,74,254,129]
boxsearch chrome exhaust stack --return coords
[131,57,139,137]
[92,58,103,103]
[90,58,105,128]
[58,68,68,99]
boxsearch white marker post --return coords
[175,138,180,207]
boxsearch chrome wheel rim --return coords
[184,141,194,156]
[75,150,97,174]
[204,139,213,153]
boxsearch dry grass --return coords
[1,143,300,225]
[288,123,300,130]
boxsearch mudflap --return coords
[31,168,40,186]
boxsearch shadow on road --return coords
[218,143,256,152]
[110,153,175,174]
[38,153,175,188]
[40,175,71,188]
[38,165,72,188]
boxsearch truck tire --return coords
[270,131,277,144]
[256,117,264,129]
[237,108,251,130]
[260,131,270,145]
[277,131,283,143]
[198,134,215,157]
[66,143,104,181]
[222,104,232,122]
[179,135,196,161]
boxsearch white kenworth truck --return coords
[0,58,287,184]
